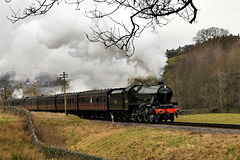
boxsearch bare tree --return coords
[5,0,198,56]
[193,27,230,44]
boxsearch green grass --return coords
[166,54,188,66]
[32,112,240,160]
[164,54,188,80]
[0,113,22,127]
[175,113,240,125]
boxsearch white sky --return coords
[158,0,240,50]
[0,0,239,91]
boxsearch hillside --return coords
[164,35,240,113]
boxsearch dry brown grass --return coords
[0,110,45,160]
[31,112,240,160]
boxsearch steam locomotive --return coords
[7,84,180,123]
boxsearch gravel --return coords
[93,120,240,134]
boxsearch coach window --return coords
[103,96,106,103]
[90,96,93,103]
[73,98,75,103]
[96,97,99,102]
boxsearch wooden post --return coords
[110,113,114,127]
[60,72,68,116]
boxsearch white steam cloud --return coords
[12,89,23,98]
[0,2,167,92]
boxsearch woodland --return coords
[164,35,240,113]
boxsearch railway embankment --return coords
[0,106,105,160]
[1,107,240,160]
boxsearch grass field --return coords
[175,113,240,125]
[0,110,45,160]
[166,54,188,66]
[31,112,240,160]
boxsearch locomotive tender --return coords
[8,84,180,122]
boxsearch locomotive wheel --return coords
[143,114,149,122]
[154,115,160,123]
[149,115,154,123]
[137,115,143,122]
[132,115,137,121]
[132,108,137,122]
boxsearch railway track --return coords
[92,118,240,134]
[91,117,240,130]
[160,122,240,129]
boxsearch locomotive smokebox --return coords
[157,85,173,103]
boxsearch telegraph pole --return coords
[60,72,68,116]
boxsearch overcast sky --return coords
[0,0,239,92]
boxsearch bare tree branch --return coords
[6,0,60,23]
[85,0,198,56]
[5,0,198,56]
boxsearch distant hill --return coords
[164,35,240,113]
[166,44,194,58]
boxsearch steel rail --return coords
[161,122,240,129]
[90,118,240,130]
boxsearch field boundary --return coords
[0,106,105,160]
